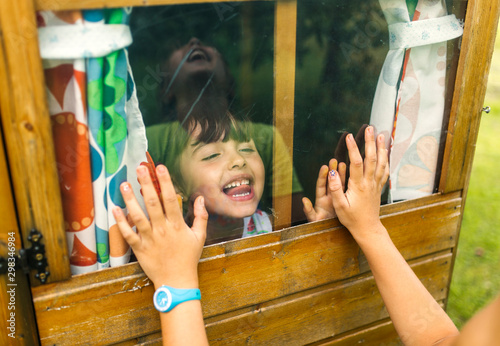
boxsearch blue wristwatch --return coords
[153,285,201,312]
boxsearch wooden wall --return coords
[32,193,461,345]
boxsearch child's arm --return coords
[113,165,209,346]
[328,126,459,345]
[302,158,346,221]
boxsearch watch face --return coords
[154,287,172,312]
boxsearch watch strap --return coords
[154,286,201,312]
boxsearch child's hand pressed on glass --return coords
[327,126,389,240]
[302,158,346,222]
[113,165,208,289]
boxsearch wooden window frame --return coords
[0,0,498,344]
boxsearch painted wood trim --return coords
[437,0,500,307]
[0,114,40,345]
[439,0,500,194]
[272,0,297,230]
[0,0,71,284]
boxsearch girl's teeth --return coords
[225,179,250,189]
[233,192,250,197]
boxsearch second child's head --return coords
[167,114,265,219]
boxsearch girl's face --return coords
[180,133,265,219]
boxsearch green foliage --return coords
[447,104,500,329]
[447,22,500,329]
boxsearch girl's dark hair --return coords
[165,114,253,216]
[184,109,251,144]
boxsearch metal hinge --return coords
[0,229,50,284]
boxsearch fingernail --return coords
[156,165,167,175]
[121,182,131,192]
[329,170,337,178]
[199,196,205,207]
[137,165,147,177]
[112,207,121,217]
[347,133,354,142]
[367,126,373,134]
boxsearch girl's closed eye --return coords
[239,147,255,153]
[201,152,220,161]
[238,143,257,154]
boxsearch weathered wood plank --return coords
[0,114,40,345]
[200,196,460,317]
[0,273,40,345]
[0,0,71,284]
[107,252,451,346]
[66,253,451,346]
[32,195,460,345]
[203,252,451,345]
[313,319,401,346]
[0,128,20,254]
[124,320,402,345]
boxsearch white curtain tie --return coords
[38,24,132,59]
[389,14,463,50]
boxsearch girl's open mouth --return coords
[222,178,255,200]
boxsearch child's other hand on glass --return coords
[302,124,370,223]
[327,126,389,241]
[302,158,346,222]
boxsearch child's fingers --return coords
[328,170,348,211]
[338,162,347,191]
[112,206,141,249]
[354,124,368,149]
[375,134,390,187]
[191,196,208,243]
[334,132,348,163]
[156,165,184,226]
[328,158,338,172]
[136,166,166,227]
[302,197,317,221]
[328,159,339,195]
[346,133,364,183]
[364,126,377,179]
[315,165,329,197]
[120,182,151,234]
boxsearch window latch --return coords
[0,229,50,284]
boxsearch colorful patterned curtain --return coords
[38,9,147,274]
[370,0,463,202]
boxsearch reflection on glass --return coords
[294,0,462,206]
[129,0,463,245]
[130,2,300,244]
[294,1,389,206]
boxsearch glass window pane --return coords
[130,2,277,245]
[292,0,465,225]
